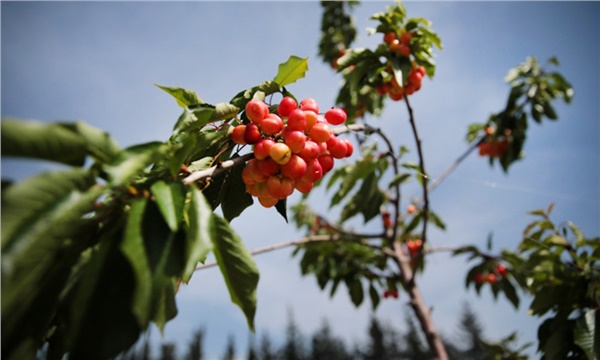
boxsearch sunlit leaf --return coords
[151,181,186,232]
[155,84,204,107]
[273,56,309,87]
[104,142,168,186]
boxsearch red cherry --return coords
[324,108,347,126]
[278,96,297,118]
[495,264,508,277]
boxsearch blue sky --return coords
[2,1,599,358]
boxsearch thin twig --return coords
[194,234,390,271]
[404,96,430,282]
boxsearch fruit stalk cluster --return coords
[376,30,427,100]
[478,127,511,158]
[232,97,353,208]
[474,264,509,285]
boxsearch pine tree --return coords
[247,335,258,360]
[160,343,177,360]
[456,303,489,359]
[259,332,276,360]
[310,320,352,360]
[280,311,306,360]
[186,328,205,360]
[400,313,431,359]
[383,323,403,359]
[363,317,387,360]
[222,335,236,360]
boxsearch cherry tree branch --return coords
[194,234,392,271]
[391,242,449,360]
[182,152,254,185]
[404,95,430,248]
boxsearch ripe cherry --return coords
[299,98,319,113]
[309,122,332,143]
[407,239,423,256]
[495,264,508,277]
[400,31,412,45]
[244,123,261,144]
[383,31,397,44]
[253,138,275,160]
[231,125,247,145]
[269,143,292,165]
[261,114,284,135]
[245,99,269,124]
[324,107,347,126]
[278,96,297,118]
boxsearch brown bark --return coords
[393,242,449,360]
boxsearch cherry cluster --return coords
[473,264,509,285]
[478,141,509,157]
[383,289,399,299]
[406,239,423,257]
[478,127,511,158]
[232,97,353,208]
[375,30,427,100]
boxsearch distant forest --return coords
[39,304,503,359]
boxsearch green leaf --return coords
[150,181,186,232]
[213,102,240,121]
[368,283,380,310]
[573,310,598,360]
[544,234,569,247]
[529,286,560,316]
[155,84,203,107]
[275,198,288,223]
[182,187,215,282]
[120,199,182,332]
[230,81,280,109]
[2,119,87,166]
[346,277,364,307]
[340,169,385,223]
[63,231,143,360]
[273,56,309,87]
[388,173,411,188]
[428,210,446,231]
[1,169,104,357]
[331,157,378,207]
[1,168,97,251]
[219,160,254,222]
[58,121,121,163]
[501,278,520,309]
[120,198,153,327]
[173,105,216,135]
[212,216,259,331]
[104,142,167,186]
[187,156,214,172]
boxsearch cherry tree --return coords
[2,2,597,360]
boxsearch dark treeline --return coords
[110,303,491,360]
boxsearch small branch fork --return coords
[182,152,254,185]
